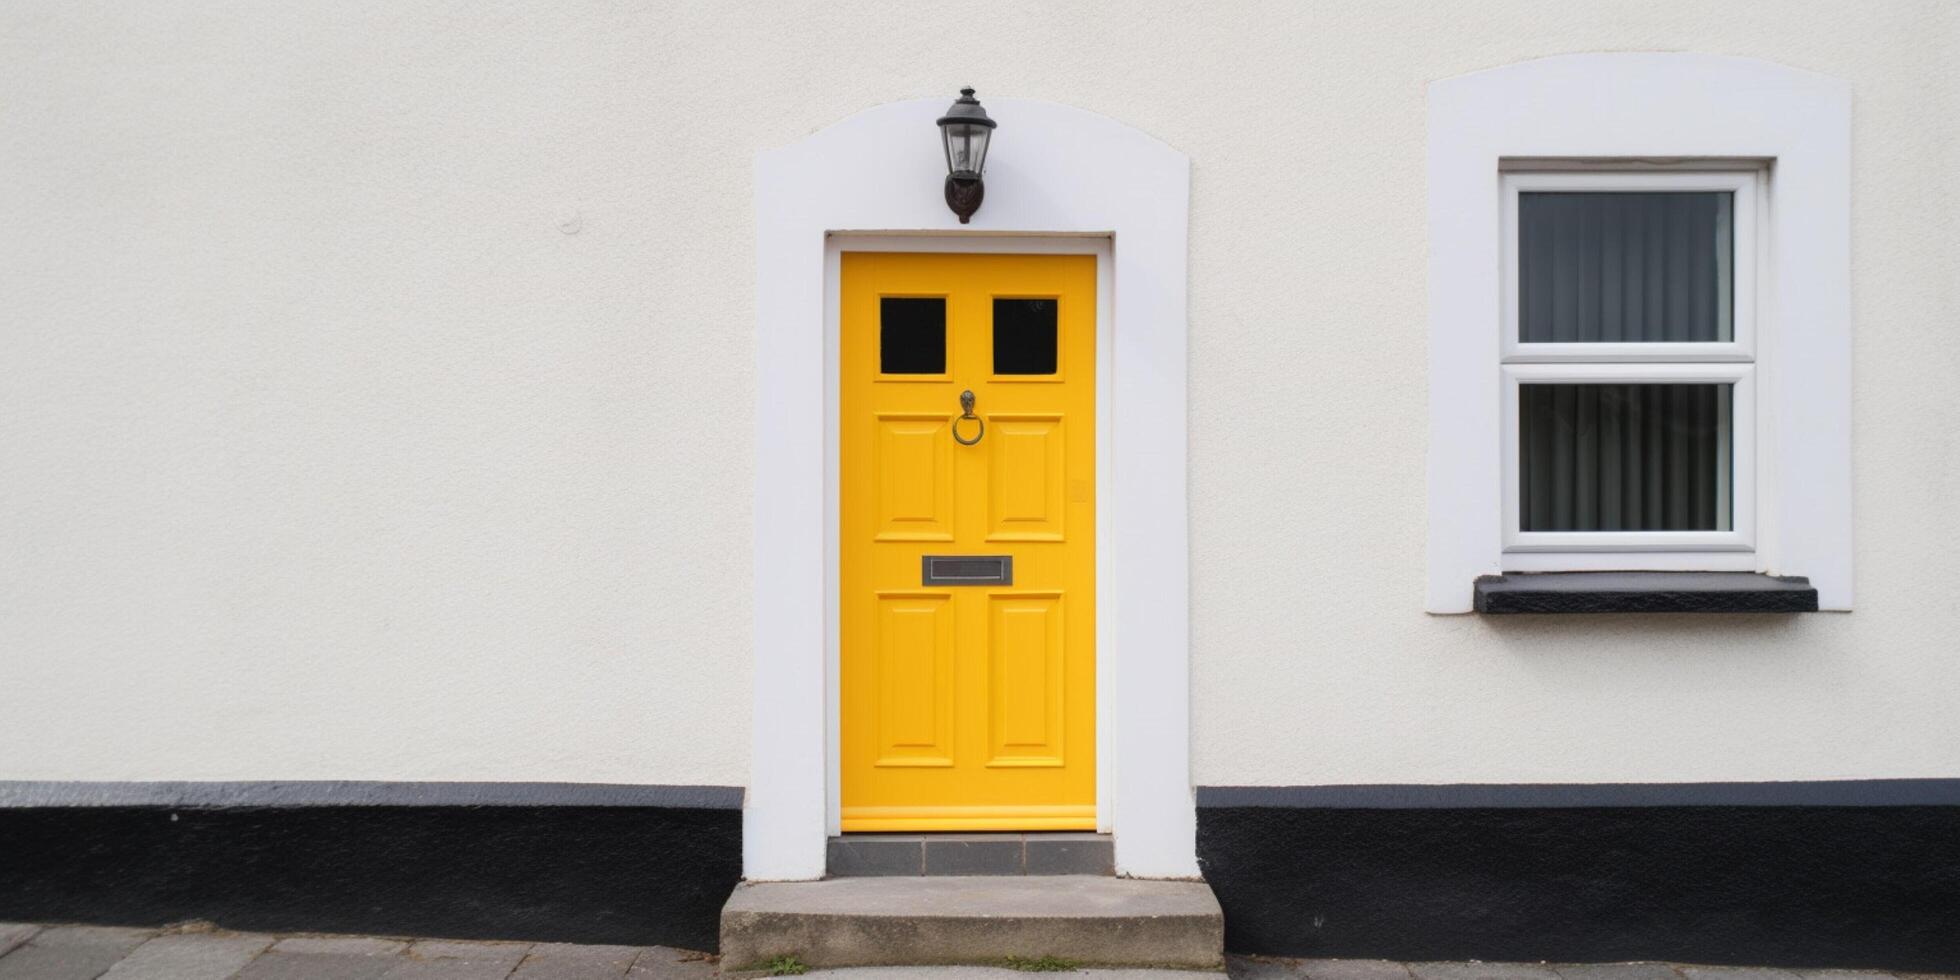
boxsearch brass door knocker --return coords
[952,389,984,446]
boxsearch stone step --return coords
[718,875,1223,971]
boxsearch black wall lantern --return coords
[937,87,996,224]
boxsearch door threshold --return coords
[826,832,1112,877]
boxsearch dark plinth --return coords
[1196,780,1960,972]
[0,781,742,952]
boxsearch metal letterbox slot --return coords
[921,555,1013,586]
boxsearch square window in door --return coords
[994,298,1058,375]
[881,297,946,375]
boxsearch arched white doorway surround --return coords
[749,97,1194,880]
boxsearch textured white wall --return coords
[2,1,1955,787]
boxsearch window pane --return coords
[1519,192,1733,343]
[881,297,945,374]
[993,298,1058,375]
[1520,383,1732,532]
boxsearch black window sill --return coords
[1474,572,1819,614]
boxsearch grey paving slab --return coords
[1226,957,1312,978]
[237,950,403,980]
[923,834,1025,875]
[0,923,157,980]
[1293,960,1419,980]
[1412,965,1565,980]
[1677,970,1803,980]
[1226,958,1415,980]
[24,924,156,950]
[407,940,533,967]
[272,936,411,956]
[380,958,522,980]
[623,947,717,979]
[0,926,38,960]
[1554,966,1685,980]
[102,933,277,979]
[510,943,641,978]
[0,942,136,980]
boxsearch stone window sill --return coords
[1474,572,1819,614]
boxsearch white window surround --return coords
[1426,53,1852,613]
[752,98,1195,880]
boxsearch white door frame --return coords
[750,97,1194,880]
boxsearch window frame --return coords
[1501,361,1755,556]
[1498,169,1764,562]
[1501,170,1759,364]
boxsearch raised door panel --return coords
[876,414,955,541]
[874,592,955,768]
[986,414,1065,542]
[985,592,1066,768]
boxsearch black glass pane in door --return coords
[994,298,1058,375]
[880,297,946,374]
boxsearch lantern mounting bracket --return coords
[944,174,985,224]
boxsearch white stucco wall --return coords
[2,1,1955,788]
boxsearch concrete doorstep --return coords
[718,875,1224,972]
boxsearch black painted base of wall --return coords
[1197,782,1960,972]
[0,783,742,953]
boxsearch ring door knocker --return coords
[952,389,984,446]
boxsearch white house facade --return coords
[2,0,1956,971]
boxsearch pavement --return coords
[0,924,712,979]
[2,922,1953,979]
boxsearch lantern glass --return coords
[943,122,991,177]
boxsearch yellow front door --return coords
[840,251,1096,832]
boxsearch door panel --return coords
[874,592,955,767]
[986,415,1066,541]
[986,591,1066,768]
[840,251,1096,832]
[875,415,956,542]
